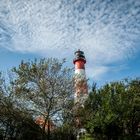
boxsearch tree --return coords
[84,78,140,140]
[0,72,43,140]
[11,58,74,140]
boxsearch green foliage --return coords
[0,92,43,140]
[0,58,75,140]
[84,79,140,139]
[80,133,93,140]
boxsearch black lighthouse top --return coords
[73,49,86,64]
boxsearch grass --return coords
[80,133,93,140]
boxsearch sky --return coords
[0,0,140,86]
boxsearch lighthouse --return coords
[73,49,88,104]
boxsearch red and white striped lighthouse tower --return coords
[73,49,88,104]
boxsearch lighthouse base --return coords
[76,128,87,140]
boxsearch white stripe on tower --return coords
[75,69,86,76]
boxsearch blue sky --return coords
[0,0,140,86]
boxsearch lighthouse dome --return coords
[73,49,86,64]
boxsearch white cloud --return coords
[86,66,109,80]
[0,0,140,79]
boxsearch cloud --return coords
[86,65,109,80]
[0,0,140,79]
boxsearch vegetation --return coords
[0,58,140,140]
[84,79,140,140]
